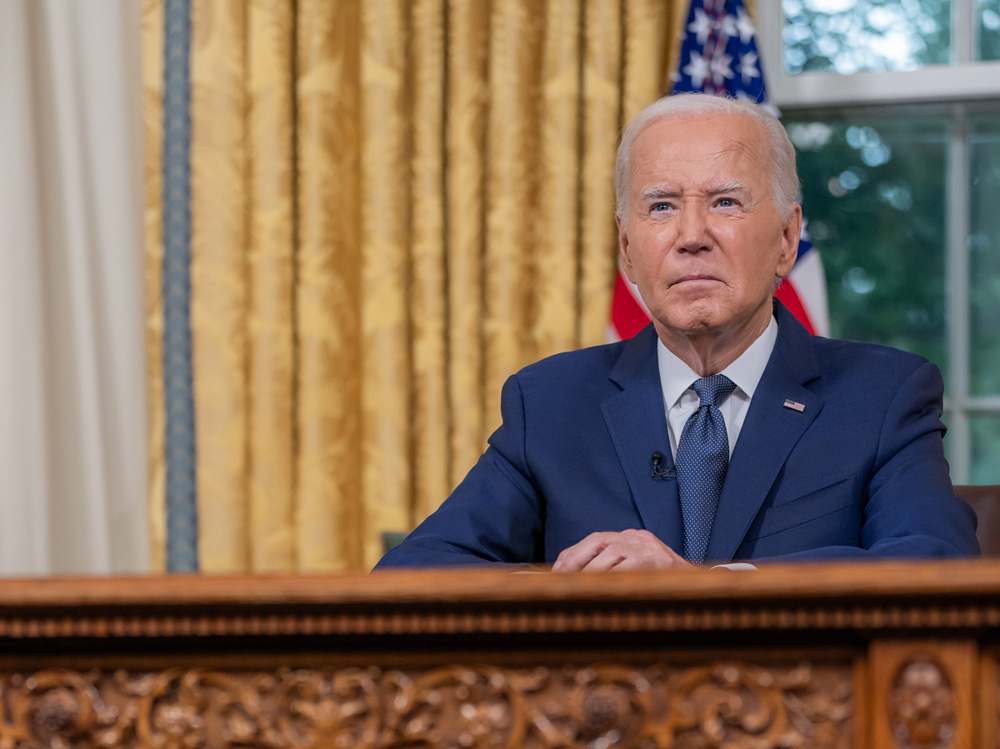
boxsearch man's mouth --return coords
[670,274,721,287]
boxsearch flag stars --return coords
[738,51,760,85]
[721,12,739,40]
[683,51,712,90]
[710,51,734,85]
[735,8,757,44]
[688,9,714,44]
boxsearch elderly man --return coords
[376,93,979,571]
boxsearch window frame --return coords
[757,0,1000,107]
[756,0,1000,483]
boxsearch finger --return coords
[552,542,600,572]
[579,547,629,572]
[582,535,691,571]
[611,551,688,570]
[552,532,612,572]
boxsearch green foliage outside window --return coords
[782,0,951,74]
[980,0,1000,60]
[787,115,949,377]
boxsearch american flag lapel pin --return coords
[783,399,806,413]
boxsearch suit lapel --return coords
[706,303,824,562]
[601,326,683,551]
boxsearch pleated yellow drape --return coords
[145,0,687,572]
[142,0,166,572]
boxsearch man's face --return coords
[618,113,801,345]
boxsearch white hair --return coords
[614,93,800,226]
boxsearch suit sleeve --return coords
[373,374,545,569]
[763,360,980,562]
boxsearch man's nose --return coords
[677,203,711,252]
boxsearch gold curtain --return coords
[144,0,687,573]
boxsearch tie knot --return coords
[691,374,736,408]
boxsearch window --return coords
[758,0,1000,483]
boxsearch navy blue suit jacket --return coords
[376,302,979,568]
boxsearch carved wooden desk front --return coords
[0,560,996,748]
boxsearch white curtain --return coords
[0,0,148,575]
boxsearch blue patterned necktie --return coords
[675,374,737,564]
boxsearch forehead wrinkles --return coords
[720,134,769,175]
[627,114,773,201]
[633,144,759,197]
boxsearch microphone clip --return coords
[650,450,676,479]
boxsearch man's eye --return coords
[651,202,673,212]
[716,197,737,208]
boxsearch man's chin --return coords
[653,311,724,339]
[662,297,725,324]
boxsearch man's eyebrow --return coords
[639,187,681,202]
[708,181,748,194]
[639,182,749,202]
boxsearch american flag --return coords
[609,0,829,340]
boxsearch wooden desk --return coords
[0,560,996,748]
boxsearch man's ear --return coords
[775,203,802,279]
[617,215,637,284]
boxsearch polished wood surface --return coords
[0,561,996,747]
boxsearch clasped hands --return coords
[551,529,692,572]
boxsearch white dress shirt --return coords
[657,316,778,460]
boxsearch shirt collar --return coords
[657,314,778,408]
